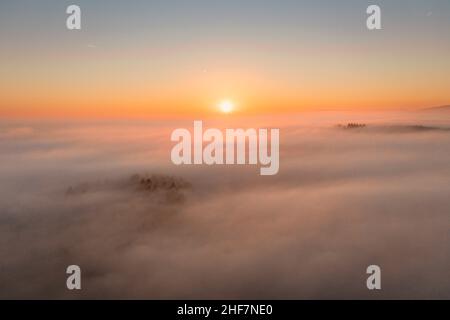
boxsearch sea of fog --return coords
[0,111,449,299]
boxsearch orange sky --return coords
[2,50,449,119]
[1,1,450,119]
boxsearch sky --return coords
[1,0,450,118]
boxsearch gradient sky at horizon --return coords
[1,0,450,118]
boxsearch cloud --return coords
[0,114,449,299]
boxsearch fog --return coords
[0,112,449,299]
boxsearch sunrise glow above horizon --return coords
[0,1,449,119]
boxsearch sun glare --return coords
[218,100,235,114]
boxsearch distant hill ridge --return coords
[422,105,450,111]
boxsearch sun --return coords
[218,100,235,113]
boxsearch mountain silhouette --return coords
[421,105,450,112]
